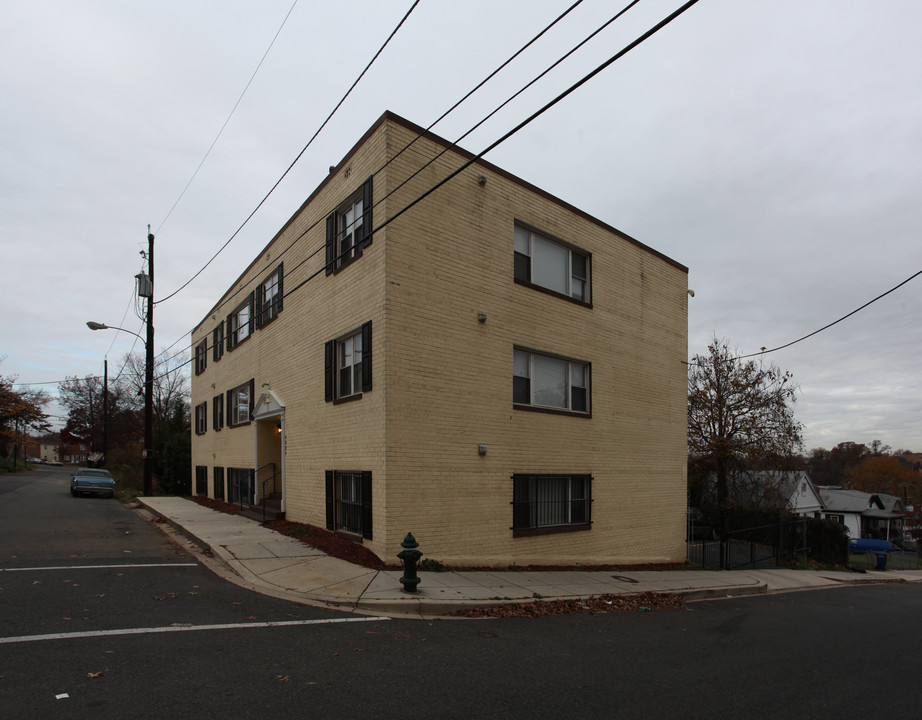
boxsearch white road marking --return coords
[0,563,199,572]
[0,616,390,645]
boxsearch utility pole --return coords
[103,358,108,467]
[144,228,154,496]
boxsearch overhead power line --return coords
[155,0,301,237]
[155,0,421,306]
[152,0,632,361]
[740,268,922,359]
[151,0,705,385]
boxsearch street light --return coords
[86,322,145,342]
[87,319,153,496]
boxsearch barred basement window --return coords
[325,470,372,539]
[512,474,592,535]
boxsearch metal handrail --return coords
[256,462,277,521]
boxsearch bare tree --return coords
[688,339,803,535]
[118,349,190,425]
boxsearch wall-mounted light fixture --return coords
[478,443,488,456]
[477,311,487,323]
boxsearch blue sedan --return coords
[71,468,116,498]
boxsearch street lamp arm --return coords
[86,321,146,345]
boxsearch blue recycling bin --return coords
[875,552,888,571]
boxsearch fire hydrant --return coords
[397,532,423,593]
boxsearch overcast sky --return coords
[2,0,920,452]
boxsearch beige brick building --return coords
[190,111,689,567]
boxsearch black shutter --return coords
[325,213,336,275]
[276,263,284,313]
[324,340,334,402]
[248,379,255,420]
[247,292,255,335]
[512,475,532,530]
[361,471,373,540]
[226,313,234,351]
[361,321,372,392]
[325,471,335,530]
[359,176,373,249]
[255,285,264,329]
[226,389,233,427]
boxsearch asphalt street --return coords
[3,466,921,719]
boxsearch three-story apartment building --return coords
[190,111,689,566]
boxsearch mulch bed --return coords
[187,496,386,570]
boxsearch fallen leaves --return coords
[454,592,686,618]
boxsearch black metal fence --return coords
[688,516,844,570]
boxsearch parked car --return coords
[71,468,115,498]
[27,456,43,464]
[687,507,715,541]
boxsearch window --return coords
[514,225,590,303]
[256,263,283,328]
[228,467,254,505]
[326,177,373,274]
[212,394,224,431]
[194,340,207,376]
[514,348,590,414]
[213,322,224,362]
[325,322,372,401]
[226,379,254,427]
[194,402,207,435]
[227,293,254,350]
[213,466,225,501]
[512,474,592,535]
[325,470,372,539]
[195,466,208,495]
[826,514,845,525]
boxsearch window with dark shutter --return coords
[212,394,224,431]
[227,293,254,350]
[194,340,207,376]
[194,402,207,435]
[213,322,225,362]
[326,177,373,274]
[257,264,283,328]
[325,322,372,402]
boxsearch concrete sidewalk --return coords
[137,496,922,619]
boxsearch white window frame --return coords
[258,265,282,326]
[230,381,251,426]
[338,196,364,267]
[337,331,363,399]
[194,402,207,435]
[514,225,590,303]
[513,348,590,414]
